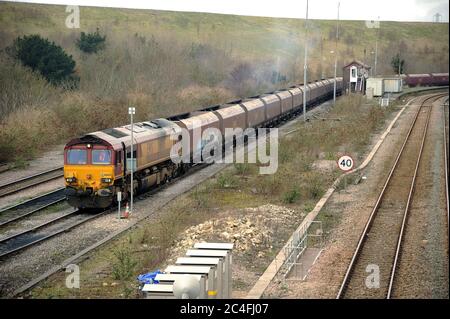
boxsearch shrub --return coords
[8,34,77,85]
[283,187,300,204]
[304,173,324,199]
[76,29,106,53]
[391,53,405,74]
[112,247,138,281]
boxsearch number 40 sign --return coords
[337,155,354,172]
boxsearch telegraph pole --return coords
[333,1,340,107]
[374,16,380,76]
[128,106,135,214]
[303,0,309,122]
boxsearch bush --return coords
[112,246,138,281]
[8,34,77,85]
[305,174,324,199]
[391,53,405,74]
[76,29,106,53]
[283,188,300,204]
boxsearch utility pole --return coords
[128,106,135,214]
[333,1,340,107]
[303,0,309,122]
[374,16,380,76]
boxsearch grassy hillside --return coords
[0,1,448,163]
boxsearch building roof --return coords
[343,60,371,69]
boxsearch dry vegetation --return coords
[28,94,395,298]
[0,2,448,164]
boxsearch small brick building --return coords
[343,60,371,94]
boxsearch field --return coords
[0,1,448,164]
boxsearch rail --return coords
[336,93,446,299]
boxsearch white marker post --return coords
[117,191,122,219]
[337,155,354,192]
[128,106,136,215]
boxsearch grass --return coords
[0,2,448,164]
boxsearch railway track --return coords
[0,188,66,227]
[0,208,108,259]
[337,93,447,299]
[0,167,64,197]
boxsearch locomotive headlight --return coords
[101,177,112,183]
[66,177,76,183]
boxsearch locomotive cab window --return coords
[67,149,87,165]
[92,150,111,164]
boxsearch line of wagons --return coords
[402,73,449,87]
[63,77,343,209]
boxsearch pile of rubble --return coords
[168,204,299,262]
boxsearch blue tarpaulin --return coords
[137,270,162,285]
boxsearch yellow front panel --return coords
[64,164,115,191]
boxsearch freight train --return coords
[64,78,343,209]
[402,73,449,87]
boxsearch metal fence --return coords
[280,220,323,281]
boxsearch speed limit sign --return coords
[337,155,354,172]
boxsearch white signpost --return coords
[117,191,122,219]
[337,155,354,192]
